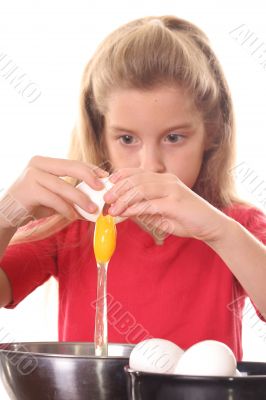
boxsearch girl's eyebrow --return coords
[109,123,194,134]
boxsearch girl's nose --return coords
[139,146,166,173]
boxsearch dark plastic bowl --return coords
[0,342,133,400]
[125,362,266,400]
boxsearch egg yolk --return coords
[93,214,117,264]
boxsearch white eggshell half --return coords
[74,178,125,223]
[129,338,184,374]
[174,340,237,376]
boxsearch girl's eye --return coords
[118,135,138,145]
[164,133,184,143]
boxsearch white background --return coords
[0,0,266,396]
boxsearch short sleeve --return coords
[0,234,58,308]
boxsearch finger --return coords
[105,172,160,203]
[34,206,57,220]
[118,198,175,234]
[33,184,79,220]
[28,156,108,188]
[119,199,163,217]
[107,183,168,216]
[35,170,99,213]
[91,162,111,178]
[109,167,145,183]
[104,177,136,204]
[33,206,82,221]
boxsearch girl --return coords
[0,15,265,361]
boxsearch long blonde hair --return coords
[11,15,241,244]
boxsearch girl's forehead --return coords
[107,84,189,101]
[105,85,200,122]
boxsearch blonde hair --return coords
[11,15,241,244]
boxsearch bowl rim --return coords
[124,362,266,381]
[0,341,134,359]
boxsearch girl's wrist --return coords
[203,215,238,249]
[0,192,30,230]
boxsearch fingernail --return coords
[109,173,120,183]
[88,203,98,213]
[104,191,117,202]
[94,178,104,189]
[108,205,117,215]
[94,168,109,178]
[98,170,109,177]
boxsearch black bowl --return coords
[125,362,266,400]
[0,342,133,400]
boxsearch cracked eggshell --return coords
[74,178,125,223]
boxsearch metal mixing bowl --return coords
[125,361,266,400]
[0,342,133,400]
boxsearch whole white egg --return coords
[74,178,125,223]
[174,340,236,376]
[129,338,184,374]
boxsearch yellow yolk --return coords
[93,214,117,264]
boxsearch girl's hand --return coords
[104,168,229,244]
[0,156,108,229]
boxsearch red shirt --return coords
[1,204,266,360]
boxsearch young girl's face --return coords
[103,85,206,189]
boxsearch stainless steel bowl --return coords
[0,342,133,400]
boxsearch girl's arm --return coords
[0,225,17,261]
[0,156,108,307]
[205,216,266,318]
[0,223,17,307]
[105,168,266,317]
[0,267,12,307]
